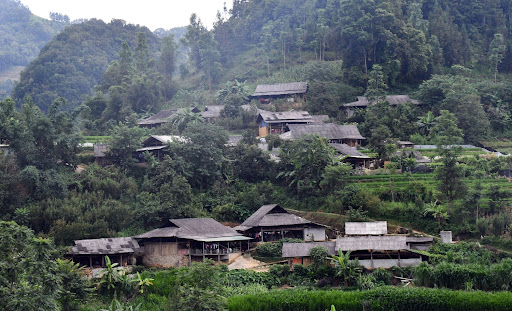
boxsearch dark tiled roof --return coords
[137,109,176,125]
[69,237,141,255]
[252,82,308,97]
[343,95,420,108]
[311,115,330,123]
[285,124,365,140]
[282,241,336,258]
[137,218,247,241]
[329,143,371,159]
[234,204,326,232]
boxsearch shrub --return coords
[372,268,392,285]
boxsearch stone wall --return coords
[143,253,189,268]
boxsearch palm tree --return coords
[328,249,361,286]
[171,108,204,133]
[416,111,435,136]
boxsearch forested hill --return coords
[204,0,512,86]
[0,0,68,98]
[12,19,161,112]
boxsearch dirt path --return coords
[228,254,269,272]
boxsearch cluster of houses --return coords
[68,204,435,271]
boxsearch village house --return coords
[136,218,251,268]
[282,221,432,270]
[137,107,201,128]
[329,143,373,169]
[341,95,421,118]
[68,237,142,268]
[93,143,109,166]
[257,109,314,137]
[134,135,186,161]
[251,82,308,104]
[234,204,328,242]
[281,123,365,147]
[200,104,256,122]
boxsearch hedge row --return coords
[227,286,512,311]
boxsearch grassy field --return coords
[82,136,111,143]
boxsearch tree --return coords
[170,108,204,133]
[328,249,361,287]
[364,64,387,103]
[277,135,335,196]
[489,33,506,83]
[0,221,61,311]
[368,125,396,161]
[435,146,466,215]
[430,110,463,145]
[107,123,148,167]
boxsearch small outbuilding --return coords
[134,135,186,161]
[257,109,313,137]
[68,237,141,268]
[342,95,420,118]
[329,143,373,169]
[234,204,328,242]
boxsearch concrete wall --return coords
[337,235,407,251]
[142,241,189,268]
[304,228,326,241]
[345,221,387,235]
[358,258,422,269]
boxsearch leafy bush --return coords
[225,269,280,288]
[254,239,302,258]
[372,268,392,285]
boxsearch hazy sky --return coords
[19,0,232,30]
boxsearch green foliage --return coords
[99,300,141,311]
[255,239,303,258]
[0,221,61,311]
[225,269,280,288]
[227,287,512,311]
[57,259,91,311]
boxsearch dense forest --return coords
[4,0,512,310]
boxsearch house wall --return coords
[142,241,189,268]
[304,228,326,241]
[358,258,422,269]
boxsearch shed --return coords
[282,241,336,267]
[137,107,200,128]
[234,204,327,242]
[135,135,186,161]
[329,143,372,169]
[93,143,109,166]
[68,237,141,267]
[136,218,251,268]
[283,124,365,146]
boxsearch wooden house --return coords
[135,135,186,161]
[251,82,308,104]
[329,143,373,169]
[68,237,142,268]
[257,109,313,137]
[93,143,109,166]
[282,221,432,270]
[281,123,365,146]
[341,95,420,118]
[234,204,328,242]
[136,218,251,268]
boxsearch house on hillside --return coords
[341,95,420,118]
[251,82,308,104]
[136,218,251,267]
[68,237,142,268]
[257,109,314,137]
[282,221,432,270]
[281,123,365,147]
[137,107,200,128]
[329,143,373,169]
[134,135,186,161]
[234,204,328,242]
[93,143,109,166]
[200,104,256,121]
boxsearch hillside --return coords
[12,19,161,112]
[0,0,69,99]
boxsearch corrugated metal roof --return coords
[345,221,388,235]
[259,213,312,227]
[336,236,407,251]
[69,237,141,255]
[329,143,371,159]
[311,115,330,123]
[284,124,365,140]
[258,109,312,123]
[343,95,420,108]
[252,82,308,97]
[282,241,336,258]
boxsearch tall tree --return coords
[489,33,506,83]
